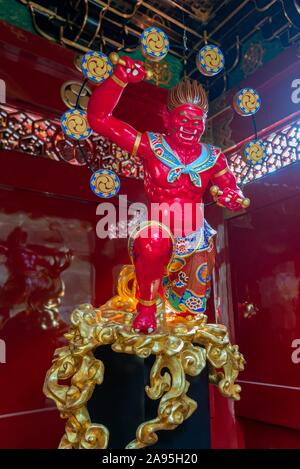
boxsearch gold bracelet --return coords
[138,297,157,306]
[132,132,142,157]
[213,167,229,178]
[111,74,127,88]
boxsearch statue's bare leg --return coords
[132,224,173,333]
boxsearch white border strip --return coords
[0,407,57,420]
[237,379,300,391]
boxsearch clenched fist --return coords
[114,55,146,84]
[214,187,245,212]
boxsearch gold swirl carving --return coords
[250,144,264,162]
[203,49,222,69]
[244,141,266,164]
[44,266,245,449]
[67,113,88,136]
[146,31,166,53]
[95,174,115,194]
[86,55,110,78]
[240,91,259,112]
[103,265,138,313]
[60,81,91,111]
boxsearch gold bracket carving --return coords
[43,265,245,449]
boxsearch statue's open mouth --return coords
[179,126,197,141]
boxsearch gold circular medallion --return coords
[61,109,92,140]
[243,140,267,164]
[233,88,261,116]
[81,51,113,83]
[196,45,225,76]
[141,27,169,62]
[90,169,120,198]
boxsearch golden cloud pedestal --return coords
[43,266,245,449]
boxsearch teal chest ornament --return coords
[147,132,219,187]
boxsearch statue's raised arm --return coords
[87,56,150,159]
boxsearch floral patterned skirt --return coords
[128,216,216,317]
[163,220,216,316]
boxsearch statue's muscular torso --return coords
[136,134,227,235]
[143,140,215,204]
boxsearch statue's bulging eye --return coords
[182,118,188,123]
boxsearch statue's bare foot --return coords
[132,304,156,334]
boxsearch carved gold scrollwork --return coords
[102,265,138,314]
[242,42,265,76]
[190,0,217,23]
[126,348,203,449]
[144,59,172,87]
[44,266,245,449]
[44,305,110,449]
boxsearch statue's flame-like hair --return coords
[167,79,208,114]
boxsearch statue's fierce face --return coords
[168,104,206,147]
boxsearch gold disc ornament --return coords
[81,51,113,84]
[61,109,92,140]
[90,169,120,198]
[196,45,225,76]
[243,140,267,165]
[141,27,169,62]
[233,88,261,116]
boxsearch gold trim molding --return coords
[43,265,245,449]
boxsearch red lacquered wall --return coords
[237,417,300,449]
[209,160,300,448]
[205,38,300,447]
[228,163,300,441]
[0,149,144,447]
[204,199,246,449]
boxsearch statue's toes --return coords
[132,313,156,334]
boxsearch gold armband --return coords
[111,74,127,88]
[213,167,229,178]
[132,132,142,157]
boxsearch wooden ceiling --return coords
[19,1,300,98]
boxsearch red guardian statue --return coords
[88,57,247,334]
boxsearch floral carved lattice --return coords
[0,104,143,179]
[0,104,299,185]
[228,119,300,185]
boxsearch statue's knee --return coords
[133,225,173,260]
